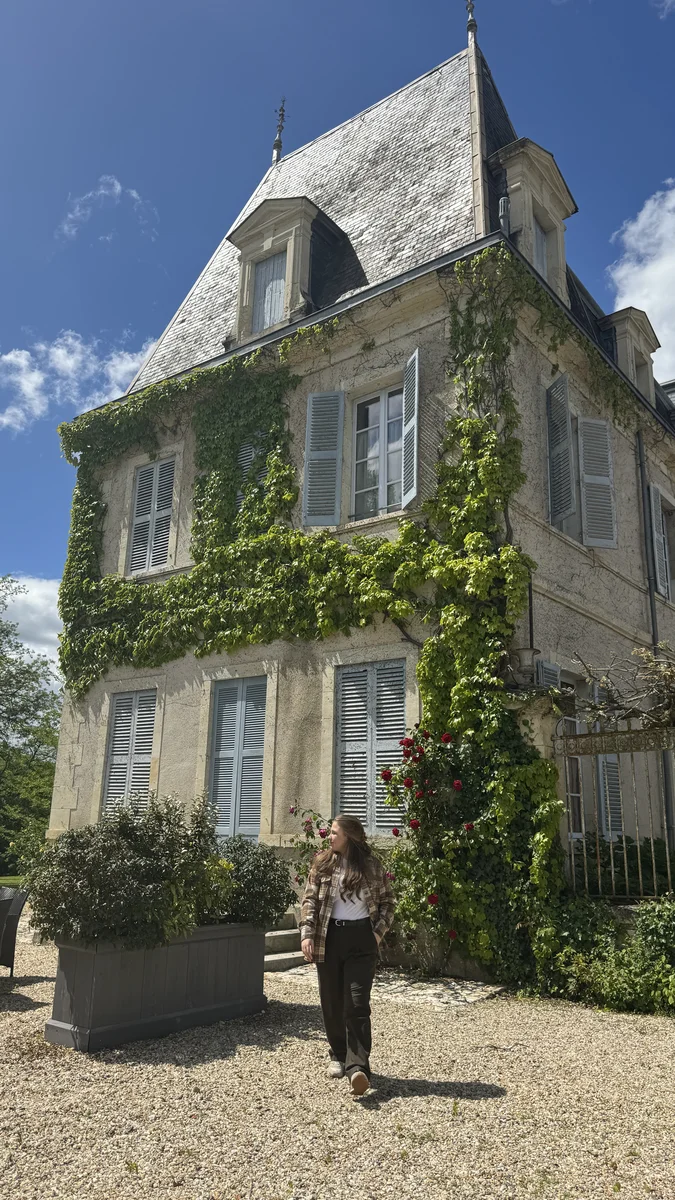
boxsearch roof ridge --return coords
[274,49,468,168]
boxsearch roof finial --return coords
[272,97,286,165]
[466,0,477,36]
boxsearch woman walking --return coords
[300,814,395,1096]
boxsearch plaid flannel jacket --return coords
[300,854,396,963]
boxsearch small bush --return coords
[218,835,295,929]
[25,796,237,949]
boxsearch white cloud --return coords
[0,331,157,433]
[4,577,62,668]
[608,180,675,383]
[57,174,158,242]
[657,0,675,16]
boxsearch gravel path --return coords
[1,944,674,1200]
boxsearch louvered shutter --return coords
[374,660,406,830]
[599,755,623,838]
[236,679,267,837]
[236,443,267,511]
[579,419,617,548]
[335,667,369,825]
[546,375,575,524]
[129,465,154,572]
[650,485,670,599]
[129,459,175,573]
[536,659,561,688]
[150,459,175,568]
[302,392,344,526]
[401,349,419,509]
[103,691,156,813]
[252,250,287,334]
[211,682,239,836]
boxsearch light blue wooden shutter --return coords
[236,443,267,510]
[401,349,419,509]
[129,465,154,572]
[546,375,575,524]
[579,419,617,548]
[599,755,623,838]
[335,667,369,825]
[374,660,406,830]
[650,485,670,598]
[252,250,287,334]
[211,682,239,836]
[104,691,156,813]
[536,660,561,688]
[236,679,267,837]
[211,677,267,840]
[129,459,175,572]
[302,392,344,526]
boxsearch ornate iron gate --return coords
[553,721,675,898]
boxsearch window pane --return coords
[356,398,380,430]
[355,489,378,519]
[387,481,402,510]
[387,448,402,483]
[387,390,403,420]
[356,459,379,492]
[387,418,402,451]
[252,250,287,333]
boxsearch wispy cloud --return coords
[608,180,675,382]
[656,0,675,16]
[0,331,156,432]
[4,576,62,667]
[57,174,158,242]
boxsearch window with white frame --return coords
[562,716,583,837]
[103,691,157,813]
[252,250,287,334]
[533,218,548,281]
[128,458,175,573]
[210,677,267,840]
[353,387,404,519]
[334,659,407,835]
[650,485,675,601]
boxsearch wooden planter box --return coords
[45,923,266,1052]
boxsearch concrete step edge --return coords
[264,950,306,972]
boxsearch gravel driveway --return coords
[1,944,674,1200]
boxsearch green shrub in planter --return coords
[25,796,236,949]
[218,835,295,929]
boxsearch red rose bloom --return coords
[448,929,458,940]
[415,790,424,799]
[453,779,463,791]
[422,730,431,739]
[381,769,393,782]
[319,828,328,838]
[409,818,421,830]
[403,777,414,788]
[464,822,474,831]
[386,871,395,880]
[392,827,400,837]
[402,748,411,760]
[403,737,414,748]
[427,893,439,905]
[416,745,425,755]
[441,733,453,744]
[289,806,296,815]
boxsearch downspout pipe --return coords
[637,428,674,848]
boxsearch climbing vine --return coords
[57,243,657,991]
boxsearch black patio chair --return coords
[0,888,28,978]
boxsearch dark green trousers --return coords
[316,919,378,1079]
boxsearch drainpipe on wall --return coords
[637,428,675,848]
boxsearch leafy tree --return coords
[0,576,61,873]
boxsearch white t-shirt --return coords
[332,870,370,921]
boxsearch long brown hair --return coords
[313,814,376,901]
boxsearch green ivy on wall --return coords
[57,244,652,990]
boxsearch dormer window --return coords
[533,218,548,281]
[598,308,660,406]
[252,250,287,334]
[227,197,344,344]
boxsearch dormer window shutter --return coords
[401,349,419,509]
[546,375,575,525]
[650,485,670,598]
[129,458,175,573]
[579,419,617,549]
[302,391,344,526]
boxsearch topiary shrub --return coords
[25,796,237,949]
[217,835,296,930]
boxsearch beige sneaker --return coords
[327,1061,345,1079]
[349,1070,369,1096]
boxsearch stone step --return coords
[264,950,306,972]
[265,928,301,953]
[271,908,298,932]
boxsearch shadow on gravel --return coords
[361,1077,506,1108]
[0,988,50,1013]
[93,998,325,1068]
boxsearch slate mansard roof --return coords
[130,49,516,393]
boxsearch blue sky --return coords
[1,0,674,659]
